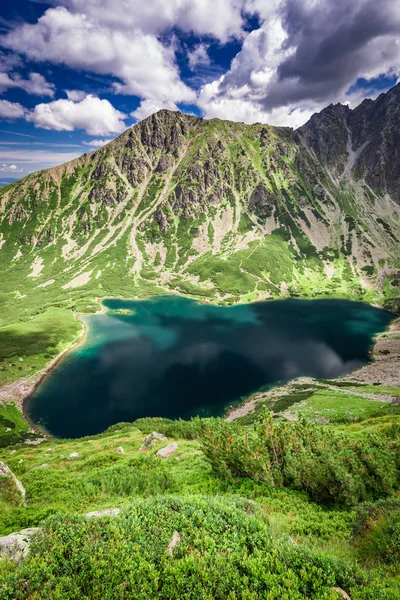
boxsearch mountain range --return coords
[2,84,400,315]
[1,84,400,390]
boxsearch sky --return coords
[0,0,399,180]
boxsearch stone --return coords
[156,442,178,458]
[0,528,39,563]
[24,437,47,446]
[167,530,181,556]
[84,508,121,518]
[69,452,79,459]
[140,431,168,451]
[10,450,16,455]
[0,461,26,505]
[144,431,168,444]
[331,588,351,600]
[115,446,125,454]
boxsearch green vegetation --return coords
[0,410,399,598]
[0,103,400,598]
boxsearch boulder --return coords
[140,431,168,451]
[156,442,178,458]
[115,446,125,454]
[0,528,39,563]
[69,452,79,460]
[331,588,351,600]
[84,508,121,518]
[0,461,26,505]
[167,530,181,556]
[144,431,168,443]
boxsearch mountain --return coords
[1,86,400,388]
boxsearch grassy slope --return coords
[0,415,399,599]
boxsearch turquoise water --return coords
[27,296,393,438]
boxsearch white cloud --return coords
[60,0,247,42]
[2,7,195,106]
[82,138,114,147]
[0,148,82,172]
[187,44,211,71]
[0,163,22,172]
[198,0,400,127]
[65,89,87,102]
[27,94,127,135]
[0,100,27,119]
[0,72,55,97]
[130,99,179,122]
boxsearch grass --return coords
[285,390,391,423]
[0,413,399,598]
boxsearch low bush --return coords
[1,495,363,599]
[353,499,400,566]
[201,410,399,506]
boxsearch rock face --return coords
[0,461,26,505]
[1,86,400,305]
[156,442,178,458]
[297,84,400,202]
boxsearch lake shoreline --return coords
[0,295,397,440]
[225,316,400,421]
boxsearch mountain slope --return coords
[1,88,400,386]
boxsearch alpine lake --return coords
[27,296,393,438]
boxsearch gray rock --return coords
[115,446,125,454]
[69,452,79,459]
[144,431,168,444]
[156,442,178,458]
[24,437,47,446]
[167,530,181,556]
[331,588,351,600]
[84,508,121,518]
[0,461,26,505]
[0,528,39,563]
[140,431,168,451]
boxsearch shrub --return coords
[0,496,362,599]
[201,410,399,505]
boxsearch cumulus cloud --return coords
[0,72,55,97]
[1,0,399,129]
[57,0,247,42]
[198,0,400,126]
[0,148,82,171]
[1,7,195,106]
[82,138,114,147]
[0,100,27,119]
[65,89,87,102]
[26,94,127,135]
[131,99,179,122]
[187,44,211,71]
[0,163,22,172]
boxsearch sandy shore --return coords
[0,313,87,434]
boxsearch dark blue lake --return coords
[27,296,393,438]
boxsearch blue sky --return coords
[0,0,399,179]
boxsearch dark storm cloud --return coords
[260,0,400,110]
